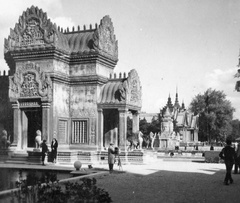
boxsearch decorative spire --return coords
[174,86,180,109]
[181,100,185,110]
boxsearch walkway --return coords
[1,160,240,203]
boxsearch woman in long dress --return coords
[51,138,58,163]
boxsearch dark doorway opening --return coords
[103,109,119,147]
[25,108,42,148]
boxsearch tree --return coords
[148,117,161,133]
[230,119,240,141]
[139,118,150,135]
[189,88,235,142]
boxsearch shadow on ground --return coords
[96,165,240,203]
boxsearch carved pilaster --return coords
[132,111,140,134]
[42,102,51,143]
[12,102,21,149]
[118,109,128,151]
[97,109,104,150]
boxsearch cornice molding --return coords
[50,72,108,85]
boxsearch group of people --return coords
[219,138,240,185]
[41,138,58,166]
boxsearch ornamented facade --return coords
[1,6,142,153]
[159,92,199,148]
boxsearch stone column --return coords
[42,102,51,143]
[97,109,104,150]
[132,111,140,134]
[118,109,128,151]
[12,102,21,149]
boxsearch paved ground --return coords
[94,160,240,203]
[1,160,240,203]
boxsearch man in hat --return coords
[108,143,115,173]
[219,138,236,185]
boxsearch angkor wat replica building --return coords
[0,6,142,161]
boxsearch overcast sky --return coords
[1,0,240,118]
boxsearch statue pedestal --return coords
[0,149,10,162]
[27,150,42,164]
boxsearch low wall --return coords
[204,151,224,163]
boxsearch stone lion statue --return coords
[0,130,11,149]
[35,130,42,149]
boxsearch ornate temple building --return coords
[159,91,199,148]
[0,6,142,156]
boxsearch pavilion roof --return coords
[98,69,142,111]
[4,6,118,62]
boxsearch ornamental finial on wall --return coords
[93,15,118,61]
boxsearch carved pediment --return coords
[4,6,57,52]
[125,69,142,107]
[9,62,52,101]
[93,16,118,60]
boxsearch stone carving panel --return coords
[115,69,142,107]
[70,64,96,76]
[9,62,52,101]
[93,16,118,60]
[70,86,97,117]
[53,83,69,117]
[4,6,57,52]
[90,118,96,144]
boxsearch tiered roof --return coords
[4,6,118,66]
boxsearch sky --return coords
[1,0,240,118]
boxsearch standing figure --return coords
[219,138,236,185]
[51,138,58,163]
[41,139,49,166]
[108,143,115,173]
[234,143,240,174]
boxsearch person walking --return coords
[234,143,240,174]
[41,139,49,166]
[51,138,58,163]
[219,138,237,185]
[108,143,115,173]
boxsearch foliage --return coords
[189,88,235,142]
[148,118,161,134]
[139,117,150,135]
[230,119,240,141]
[14,171,112,203]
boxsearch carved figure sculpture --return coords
[0,130,10,149]
[137,131,143,150]
[149,132,156,149]
[35,130,42,149]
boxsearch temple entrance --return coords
[22,108,42,148]
[103,109,119,148]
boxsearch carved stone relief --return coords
[90,118,96,144]
[5,6,57,52]
[70,64,96,76]
[9,62,52,101]
[114,69,142,107]
[70,86,97,117]
[93,16,118,60]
